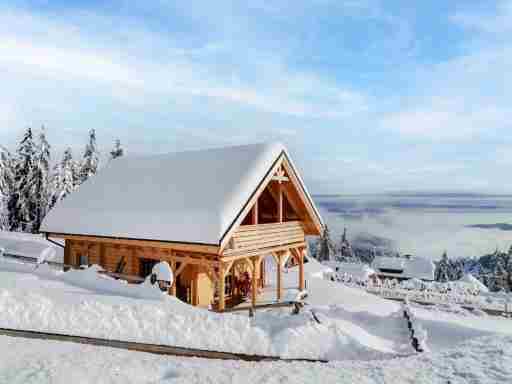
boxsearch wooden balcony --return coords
[222,221,305,259]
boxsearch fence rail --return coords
[366,286,512,317]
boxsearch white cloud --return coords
[381,97,509,140]
[450,0,512,35]
[379,4,512,142]
[0,7,368,123]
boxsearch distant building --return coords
[372,256,435,281]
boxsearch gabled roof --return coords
[372,256,435,281]
[41,142,323,246]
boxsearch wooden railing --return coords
[223,221,305,256]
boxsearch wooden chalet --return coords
[40,143,323,311]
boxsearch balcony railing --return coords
[223,221,305,256]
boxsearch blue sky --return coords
[0,1,510,194]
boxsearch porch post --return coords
[170,260,177,296]
[299,248,305,291]
[251,256,258,308]
[276,252,282,301]
[219,264,226,312]
[278,183,283,223]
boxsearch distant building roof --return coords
[372,256,435,281]
[324,261,375,280]
[41,142,323,245]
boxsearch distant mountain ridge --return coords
[466,223,512,231]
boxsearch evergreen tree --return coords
[435,251,450,282]
[50,148,78,209]
[8,127,37,231]
[109,139,124,160]
[0,146,14,230]
[29,127,51,232]
[317,225,335,262]
[79,129,99,184]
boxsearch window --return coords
[79,254,89,267]
[139,258,159,278]
[379,268,403,274]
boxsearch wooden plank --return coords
[47,233,220,255]
[231,236,305,253]
[233,230,304,244]
[221,242,307,260]
[232,225,303,240]
[234,221,302,234]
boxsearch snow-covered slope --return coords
[0,256,510,362]
[1,334,511,384]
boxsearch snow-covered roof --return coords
[0,231,63,262]
[323,261,375,280]
[372,256,435,281]
[41,142,322,245]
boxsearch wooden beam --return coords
[243,258,254,273]
[251,256,258,308]
[280,250,291,268]
[252,200,258,225]
[174,261,188,278]
[276,252,283,301]
[170,260,177,296]
[219,264,226,312]
[47,233,220,255]
[223,260,235,275]
[267,182,302,223]
[278,182,283,223]
[272,167,289,183]
[298,248,305,291]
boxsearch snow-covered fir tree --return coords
[435,251,450,282]
[29,128,51,232]
[109,139,124,160]
[0,146,14,230]
[8,127,37,232]
[79,129,99,184]
[317,225,335,262]
[50,148,78,210]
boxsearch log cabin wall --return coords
[64,238,220,308]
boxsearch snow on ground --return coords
[0,255,511,362]
[0,230,63,262]
[0,334,511,384]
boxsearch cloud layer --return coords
[0,1,511,193]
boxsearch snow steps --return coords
[402,300,428,353]
[0,327,329,363]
